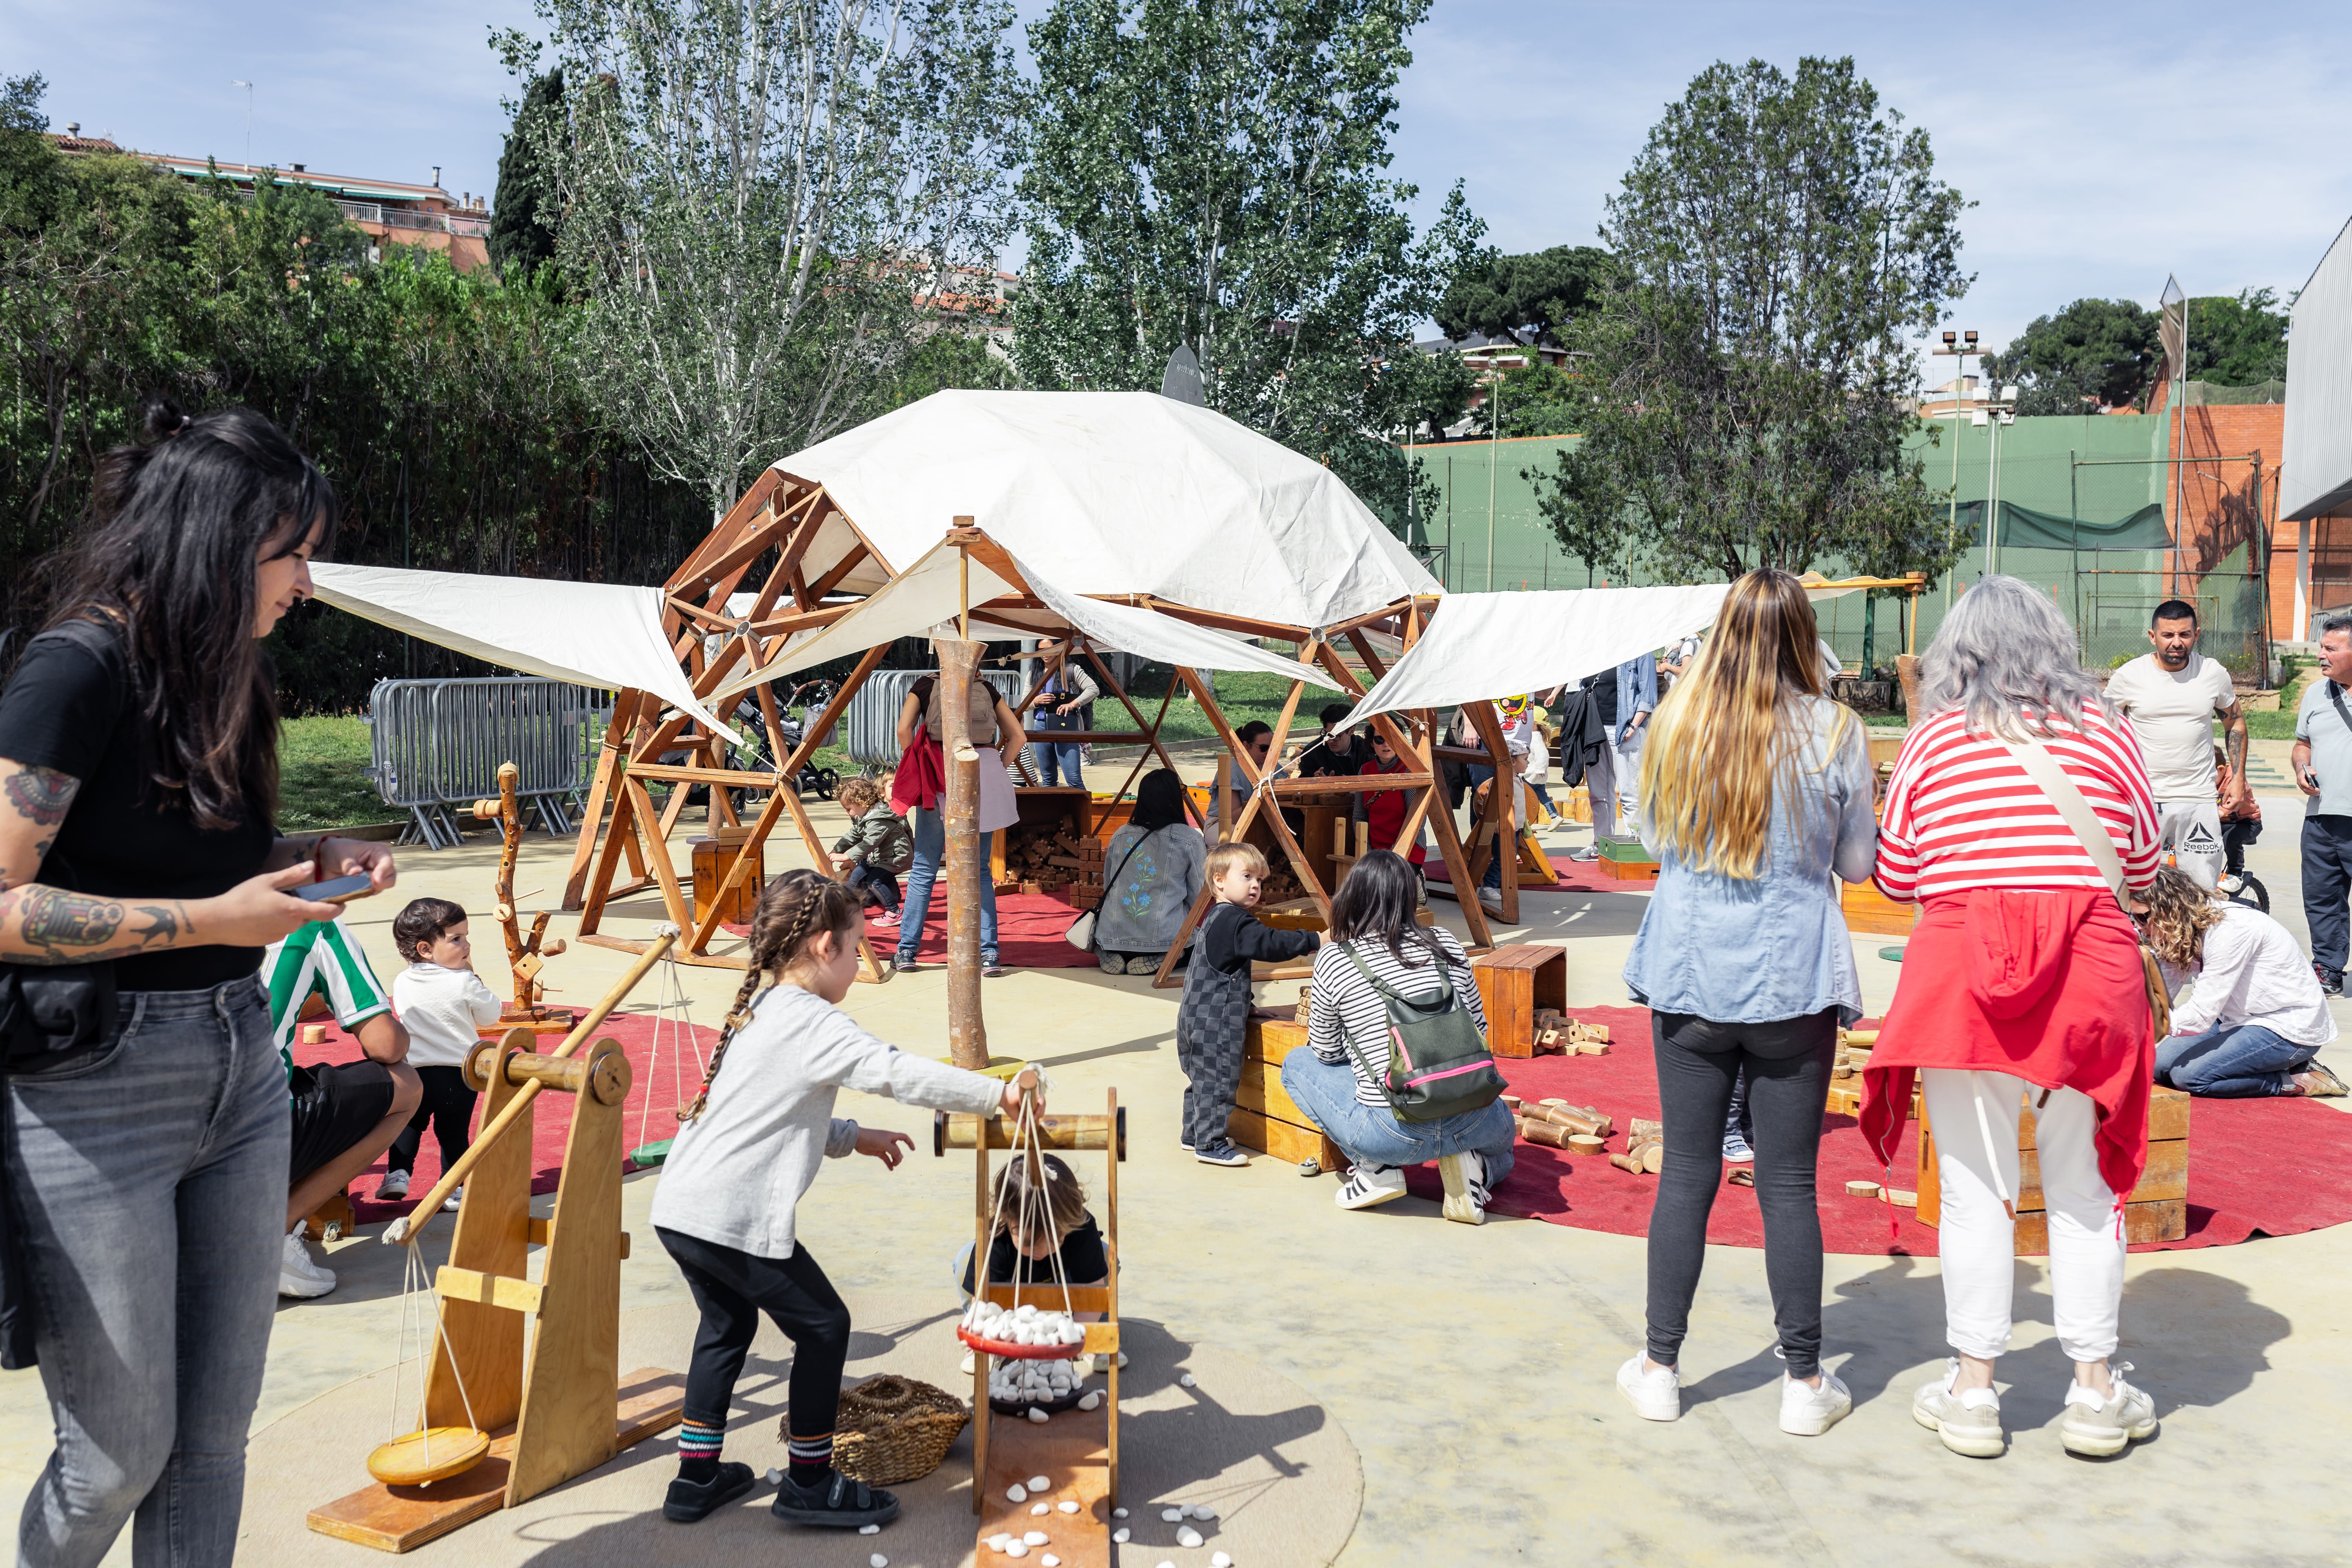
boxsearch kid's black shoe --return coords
[2317,962,2343,997]
[663,1461,755,1523]
[770,1467,900,1529]
[1194,1141,1249,1167]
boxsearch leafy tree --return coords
[1435,244,1616,346]
[1984,297,2159,414]
[1011,0,1484,538]
[1530,56,1969,583]
[489,67,565,275]
[2187,287,2289,385]
[496,0,1027,516]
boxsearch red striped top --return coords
[1873,704,2159,902]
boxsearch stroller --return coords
[732,678,841,803]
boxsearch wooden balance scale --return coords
[308,941,684,1552]
[935,1092,1128,1566]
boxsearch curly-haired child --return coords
[829,775,913,929]
[648,868,1033,1530]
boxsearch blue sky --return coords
[9,0,2348,364]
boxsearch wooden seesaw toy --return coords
[936,1086,1127,1567]
[308,935,683,1553]
[470,761,578,1035]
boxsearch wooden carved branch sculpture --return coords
[472,761,577,1033]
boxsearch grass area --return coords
[278,715,388,830]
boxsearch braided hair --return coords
[677,868,861,1123]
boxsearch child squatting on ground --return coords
[381,898,502,1209]
[648,868,1034,1530]
[1177,841,1321,1165]
[830,774,914,930]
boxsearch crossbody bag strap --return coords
[2328,681,2352,741]
[1994,733,2130,913]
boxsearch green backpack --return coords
[1336,943,1507,1123]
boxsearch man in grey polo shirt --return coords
[2292,614,2352,993]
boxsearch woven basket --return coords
[816,1375,969,1486]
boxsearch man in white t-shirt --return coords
[2103,599,2246,889]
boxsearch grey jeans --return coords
[6,977,287,1568]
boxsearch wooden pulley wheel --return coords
[366,1426,491,1487]
[589,1050,630,1106]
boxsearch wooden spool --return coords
[365,1427,490,1488]
[1566,1133,1607,1156]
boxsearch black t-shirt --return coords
[1584,670,1619,728]
[961,1214,1109,1295]
[1298,733,1368,779]
[0,621,276,990]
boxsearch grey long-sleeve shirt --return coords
[648,983,1005,1258]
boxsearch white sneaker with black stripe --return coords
[1437,1150,1489,1224]
[1334,1163,1406,1210]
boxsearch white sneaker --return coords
[1779,1368,1853,1436]
[1437,1150,1488,1225]
[278,1228,336,1300]
[1334,1163,1406,1210]
[1569,846,1601,862]
[1912,1359,2005,1457]
[2059,1363,2159,1457]
[1476,888,1505,919]
[377,1169,410,1201]
[1617,1353,1680,1421]
[442,1185,464,1212]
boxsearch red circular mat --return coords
[1397,1006,2352,1254]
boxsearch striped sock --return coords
[785,1429,834,1485]
[676,1419,724,1482]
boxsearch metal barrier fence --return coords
[367,677,613,849]
[842,670,1022,766]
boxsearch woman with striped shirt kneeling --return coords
[1279,851,1517,1222]
[1862,574,2164,1461]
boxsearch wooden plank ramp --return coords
[975,1401,1113,1568]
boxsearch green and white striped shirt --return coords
[261,919,392,1089]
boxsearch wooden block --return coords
[1567,1134,1607,1156]
[1244,1016,1310,1067]
[1594,855,1661,883]
[300,1022,327,1047]
[1886,1188,1917,1207]
[1235,1058,1316,1129]
[688,837,764,927]
[1521,1119,1573,1149]
[1227,1105,1345,1173]
[1840,878,1917,936]
[1845,1180,1882,1197]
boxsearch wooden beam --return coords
[564,688,644,909]
[664,470,783,593]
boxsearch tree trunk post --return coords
[939,634,988,1069]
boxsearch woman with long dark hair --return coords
[1280,850,1516,1221]
[1615,569,1877,1437]
[0,399,396,1565]
[1091,768,1206,975]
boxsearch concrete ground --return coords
[5,742,2348,1566]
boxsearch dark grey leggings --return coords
[1644,1008,1837,1378]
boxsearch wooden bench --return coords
[1233,1014,1346,1173]
[1917,1084,2190,1250]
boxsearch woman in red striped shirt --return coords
[1862,575,2163,1461]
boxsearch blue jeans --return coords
[895,806,998,964]
[1279,1047,1517,1184]
[1466,764,1503,890]
[2156,1022,2316,1097]
[7,977,287,1568]
[845,863,900,912]
[1029,711,1084,788]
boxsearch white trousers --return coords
[1921,1068,2125,1364]
[1608,727,1646,838]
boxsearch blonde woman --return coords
[1615,570,1878,1436]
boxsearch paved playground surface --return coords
[5,746,2347,1565]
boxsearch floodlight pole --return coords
[1933,333,1980,608]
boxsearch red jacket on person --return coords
[1359,755,1426,865]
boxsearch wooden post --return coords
[940,634,988,1068]
[1895,654,1922,719]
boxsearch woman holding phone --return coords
[0,398,395,1566]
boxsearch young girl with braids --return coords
[648,869,1033,1530]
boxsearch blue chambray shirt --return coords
[1621,698,1879,1024]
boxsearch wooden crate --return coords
[1472,945,1567,1059]
[1840,877,1917,936]
[1916,1085,2190,1252]
[993,787,1092,888]
[689,836,764,927]
[1234,1016,1346,1172]
[1592,836,1660,883]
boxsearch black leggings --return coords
[1644,1009,1837,1378]
[387,1064,475,1175]
[658,1227,851,1443]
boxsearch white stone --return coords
[1116,1351,1129,1367]
[1162,1508,1183,1522]
[1026,1406,1050,1424]
[764,1468,783,1486]
[1004,1545,1027,1561]
[1041,1558,1059,1567]
[858,1523,881,1534]
[1113,1507,1129,1519]
[1024,1531,1050,1546]
[1057,1500,1080,1514]
[870,1556,888,1568]
[1006,1484,1028,1503]
[1031,1503,1048,1515]
[1179,1373,1197,1388]
[1112,1527,1130,1543]
[1179,1527,1204,1548]
[1028,1475,1050,1490]
[1212,1555,1234,1568]
[1194,1504,1219,1520]
[1077,1392,1101,1411]
[987,1535,1011,1552]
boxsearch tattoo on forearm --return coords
[5,766,78,827]
[132,904,183,946]
[20,886,123,951]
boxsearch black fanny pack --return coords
[0,962,119,1073]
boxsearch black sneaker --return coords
[891,956,922,975]
[769,1467,900,1529]
[1194,1141,1249,1167]
[2318,962,2343,997]
[663,1461,755,1523]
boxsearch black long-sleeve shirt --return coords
[1196,899,1319,977]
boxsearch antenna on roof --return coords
[1160,343,1205,407]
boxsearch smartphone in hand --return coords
[291,873,373,905]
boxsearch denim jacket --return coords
[1614,655,1659,745]
[1621,697,1877,1024]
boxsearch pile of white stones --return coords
[963,1300,1086,1349]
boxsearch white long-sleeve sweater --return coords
[2164,904,2340,1048]
[648,983,1005,1258]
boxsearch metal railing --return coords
[330,199,491,238]
[842,670,1022,766]
[367,677,612,849]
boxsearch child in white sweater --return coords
[381,898,503,1206]
[649,868,1029,1530]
